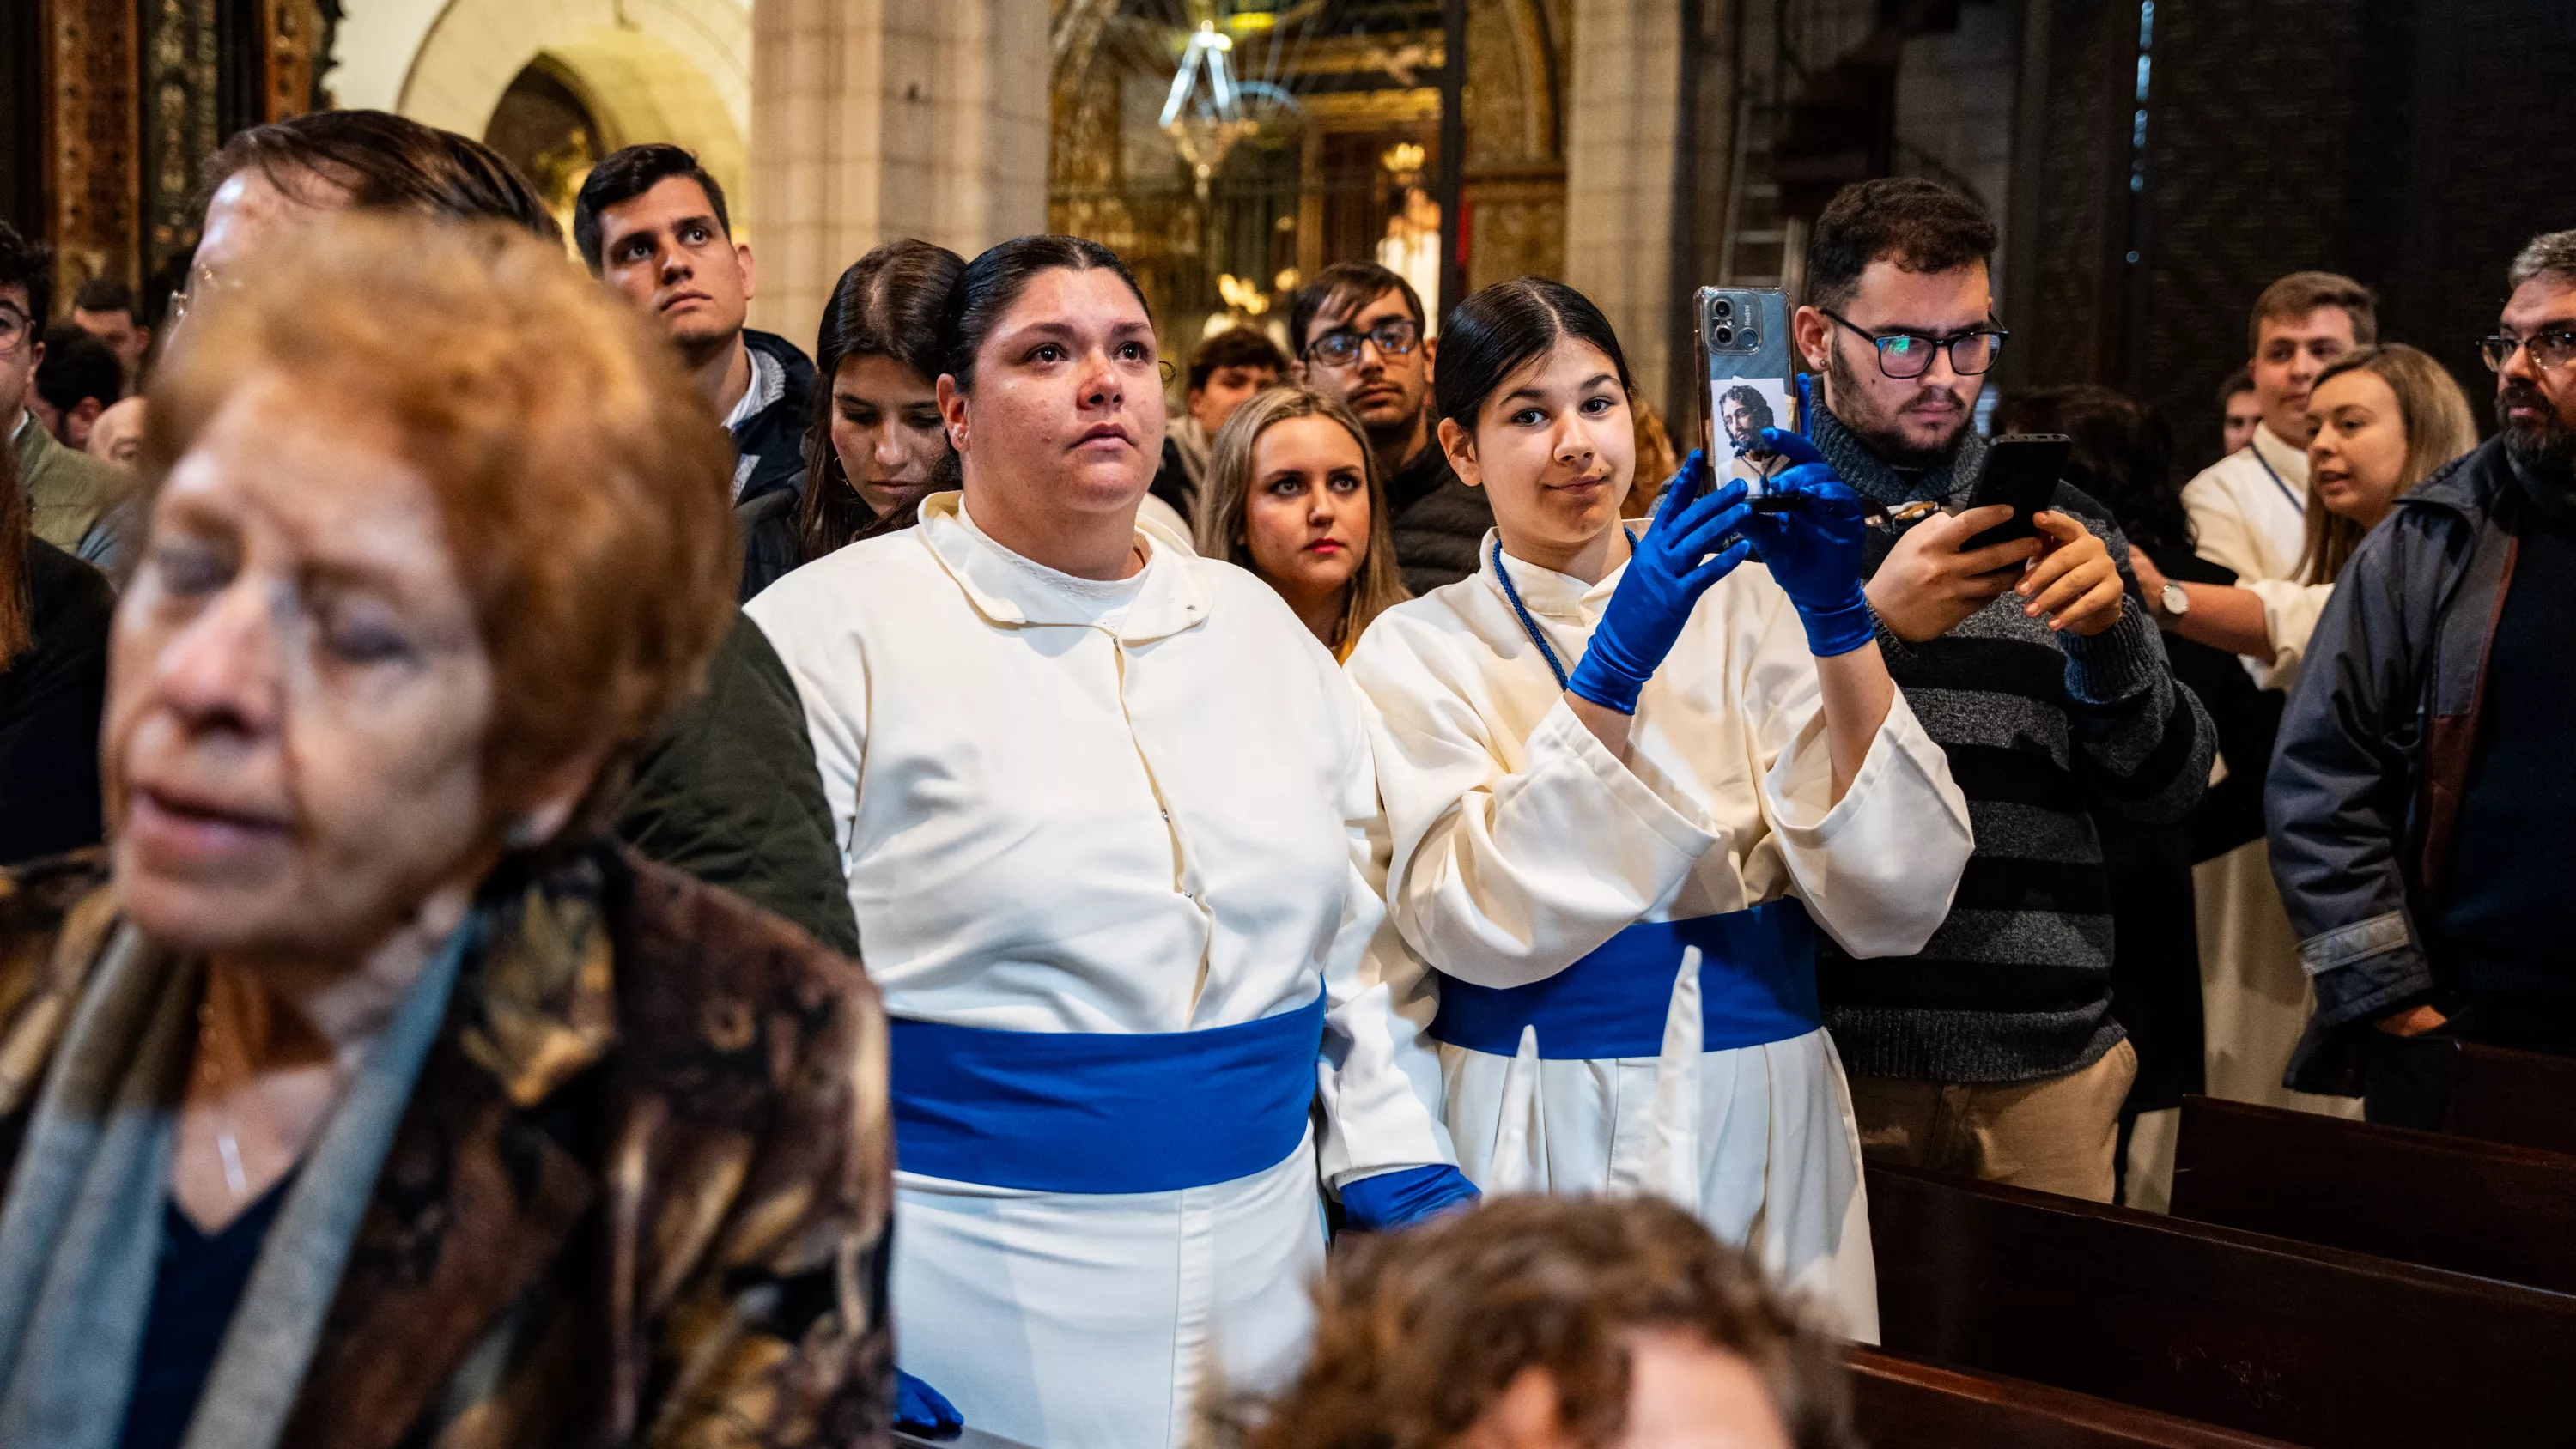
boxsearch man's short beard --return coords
[2499,379,2576,488]
[1827,345,1971,470]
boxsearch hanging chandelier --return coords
[1160,19,1260,198]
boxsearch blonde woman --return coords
[2133,344,2478,689]
[1199,385,1412,658]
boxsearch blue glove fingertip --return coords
[896,1371,963,1433]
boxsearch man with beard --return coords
[2270,231,2576,1114]
[1719,384,1775,452]
[1290,261,1492,593]
[1782,179,2211,1201]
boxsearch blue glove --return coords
[1565,450,1756,714]
[1737,427,1874,657]
[1338,1164,1481,1231]
[896,1370,963,1435]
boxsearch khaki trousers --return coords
[1844,1038,2139,1203]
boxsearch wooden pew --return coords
[1868,1161,2576,1447]
[2428,1039,2576,1156]
[2170,1094,2576,1294]
[1850,1349,2305,1449]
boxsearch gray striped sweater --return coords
[1809,406,2214,1082]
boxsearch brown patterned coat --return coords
[0,843,893,1449]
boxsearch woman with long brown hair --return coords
[2132,344,2478,688]
[787,239,966,565]
[0,424,114,864]
[1198,385,1409,658]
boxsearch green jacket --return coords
[612,610,862,956]
[12,410,131,556]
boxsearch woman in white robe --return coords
[1345,279,1971,1340]
[745,237,1469,1449]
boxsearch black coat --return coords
[0,540,112,865]
[732,330,817,601]
[1383,442,1494,597]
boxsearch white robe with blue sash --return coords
[1345,533,1972,1340]
[747,494,1457,1449]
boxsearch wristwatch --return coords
[2155,579,2190,626]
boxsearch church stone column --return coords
[750,0,1050,338]
[1561,0,1686,414]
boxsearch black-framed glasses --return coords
[1819,308,2008,379]
[1305,317,1421,368]
[2480,328,2576,373]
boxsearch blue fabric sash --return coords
[890,993,1327,1194]
[1430,900,1820,1059]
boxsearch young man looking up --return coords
[1786,178,2212,1202]
[1146,324,1286,534]
[1290,260,1492,593]
[2182,273,2374,591]
[2272,231,2576,1112]
[68,277,151,391]
[574,146,815,597]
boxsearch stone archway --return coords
[392,0,752,242]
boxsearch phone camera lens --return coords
[1712,324,1735,346]
[1740,327,1759,345]
[1713,298,1735,318]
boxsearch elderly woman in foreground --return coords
[0,216,892,1448]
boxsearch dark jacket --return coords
[2267,436,2521,1092]
[1384,442,1494,596]
[0,843,893,1447]
[612,612,861,957]
[0,539,112,865]
[732,330,817,600]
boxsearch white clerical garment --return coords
[1345,536,1971,1341]
[2183,421,2312,591]
[745,493,1457,1449]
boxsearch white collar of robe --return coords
[1479,526,1629,622]
[918,490,1212,641]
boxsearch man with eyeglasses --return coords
[1288,261,1492,593]
[2270,230,2576,1113]
[1781,179,2210,1202]
[1,221,134,569]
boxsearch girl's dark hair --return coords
[939,234,1151,394]
[1432,277,1636,434]
[1992,385,2188,555]
[796,239,966,561]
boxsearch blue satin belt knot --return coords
[1429,900,1820,1059]
[890,992,1326,1194]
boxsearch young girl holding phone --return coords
[1345,279,1971,1336]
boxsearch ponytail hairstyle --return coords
[797,238,966,561]
[939,234,1151,397]
[1432,277,1637,438]
[2298,343,2478,584]
[1200,384,1411,654]
[0,432,28,666]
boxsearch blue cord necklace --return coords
[1490,526,1639,693]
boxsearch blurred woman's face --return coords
[949,266,1166,524]
[1443,339,1634,566]
[2306,367,2410,525]
[1449,1331,1792,1449]
[830,351,947,518]
[106,375,499,964]
[1242,415,1370,603]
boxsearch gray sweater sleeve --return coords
[2057,507,2215,828]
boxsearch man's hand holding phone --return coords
[1865,506,2043,643]
[2014,512,2125,636]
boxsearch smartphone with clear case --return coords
[1692,287,1798,511]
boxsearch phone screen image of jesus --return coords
[1715,380,1788,453]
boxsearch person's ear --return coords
[1290,357,1308,385]
[736,239,757,302]
[1438,415,1480,489]
[70,397,104,432]
[936,373,969,452]
[1791,306,1831,374]
[1421,333,1437,382]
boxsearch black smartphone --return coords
[1959,433,2070,552]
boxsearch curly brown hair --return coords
[1212,1196,1856,1449]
